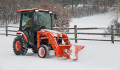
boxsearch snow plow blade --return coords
[69,45,84,60]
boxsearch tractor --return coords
[13,9,84,60]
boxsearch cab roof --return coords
[16,9,49,13]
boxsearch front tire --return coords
[13,36,28,55]
[38,45,49,58]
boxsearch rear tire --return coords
[13,36,28,55]
[38,45,49,58]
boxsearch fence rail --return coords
[0,25,120,43]
[0,25,18,36]
[53,25,120,43]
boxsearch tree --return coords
[0,0,70,32]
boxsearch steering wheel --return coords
[35,25,46,32]
[22,25,31,31]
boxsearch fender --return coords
[16,31,28,43]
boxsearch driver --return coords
[23,19,40,29]
[23,16,46,31]
[23,19,32,29]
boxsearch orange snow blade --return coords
[75,45,84,60]
[69,45,84,60]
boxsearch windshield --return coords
[34,11,52,29]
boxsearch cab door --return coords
[20,11,34,46]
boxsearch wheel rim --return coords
[15,41,21,51]
[39,47,45,57]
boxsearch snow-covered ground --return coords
[0,12,120,70]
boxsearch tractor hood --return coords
[41,29,62,37]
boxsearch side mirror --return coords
[54,14,58,20]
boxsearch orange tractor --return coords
[13,9,84,60]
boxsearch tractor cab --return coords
[16,9,54,46]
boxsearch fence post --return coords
[74,25,77,43]
[5,23,8,36]
[111,25,114,44]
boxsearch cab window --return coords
[21,12,32,31]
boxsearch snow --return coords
[0,12,120,70]
[70,12,115,28]
[69,12,120,40]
